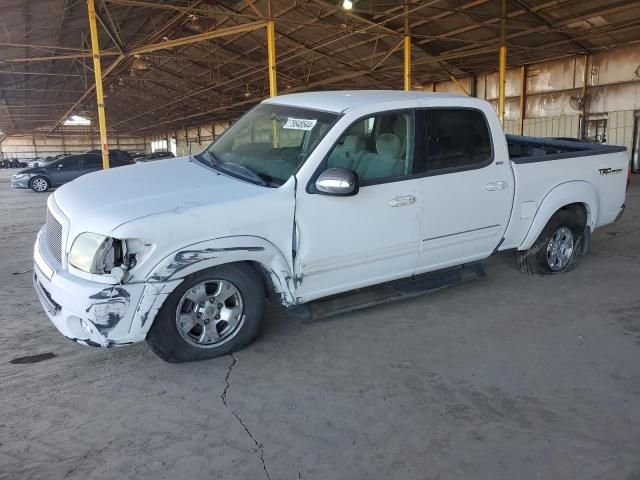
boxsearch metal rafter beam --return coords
[47,0,208,134]
[128,21,268,56]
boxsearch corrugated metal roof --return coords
[0,0,639,135]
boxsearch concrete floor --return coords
[1,168,639,480]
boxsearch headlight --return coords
[68,233,112,273]
[12,174,27,180]
[69,232,143,276]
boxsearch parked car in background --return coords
[11,151,133,192]
[1,158,27,168]
[27,158,44,168]
[27,154,66,168]
[86,149,132,163]
[134,151,175,163]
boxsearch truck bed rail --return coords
[507,134,626,164]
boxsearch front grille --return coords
[45,209,63,264]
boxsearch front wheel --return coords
[30,176,50,192]
[517,209,583,275]
[146,264,265,363]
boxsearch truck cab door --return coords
[414,108,514,272]
[294,110,422,302]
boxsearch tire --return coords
[146,263,265,363]
[517,209,583,275]
[30,176,50,193]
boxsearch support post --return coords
[497,0,507,126]
[267,16,278,147]
[403,36,411,91]
[449,75,470,96]
[87,0,109,169]
[580,54,589,140]
[519,64,526,135]
[267,20,277,97]
[403,3,410,91]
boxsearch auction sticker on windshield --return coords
[283,118,317,130]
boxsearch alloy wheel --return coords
[546,227,574,271]
[175,279,244,348]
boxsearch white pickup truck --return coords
[33,91,628,362]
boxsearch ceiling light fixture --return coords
[132,55,149,70]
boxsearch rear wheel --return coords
[146,263,265,363]
[517,209,583,275]
[30,176,50,193]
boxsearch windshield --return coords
[199,103,339,186]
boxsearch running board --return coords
[287,264,485,323]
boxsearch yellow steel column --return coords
[403,2,410,91]
[403,36,411,91]
[267,20,277,97]
[267,19,278,147]
[497,0,507,126]
[518,64,526,135]
[87,0,109,169]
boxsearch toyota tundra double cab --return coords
[33,91,628,362]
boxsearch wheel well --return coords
[558,203,588,230]
[244,261,279,301]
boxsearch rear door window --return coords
[57,156,81,169]
[83,154,102,168]
[414,109,493,174]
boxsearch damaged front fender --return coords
[146,236,297,306]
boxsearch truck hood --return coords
[53,156,266,234]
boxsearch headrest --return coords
[393,117,407,138]
[342,135,365,154]
[376,133,402,158]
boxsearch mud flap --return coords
[287,263,485,322]
[580,226,591,256]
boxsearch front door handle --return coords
[388,195,416,207]
[485,181,507,191]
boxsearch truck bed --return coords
[501,134,628,252]
[506,135,626,163]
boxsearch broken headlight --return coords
[68,233,140,275]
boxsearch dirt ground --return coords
[1,168,639,480]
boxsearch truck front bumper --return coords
[33,229,180,347]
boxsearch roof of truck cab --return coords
[263,90,468,113]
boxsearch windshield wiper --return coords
[198,151,272,187]
[218,162,268,186]
[199,150,221,168]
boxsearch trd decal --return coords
[599,167,623,175]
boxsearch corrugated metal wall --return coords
[149,122,229,157]
[0,129,146,159]
[426,45,640,162]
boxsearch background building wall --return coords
[0,128,146,159]
[427,44,640,166]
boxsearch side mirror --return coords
[315,168,358,196]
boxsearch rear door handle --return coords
[388,195,416,207]
[485,181,507,191]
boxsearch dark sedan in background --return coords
[11,150,133,192]
[134,151,175,163]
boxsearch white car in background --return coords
[33,91,628,362]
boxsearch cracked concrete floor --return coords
[1,169,640,480]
